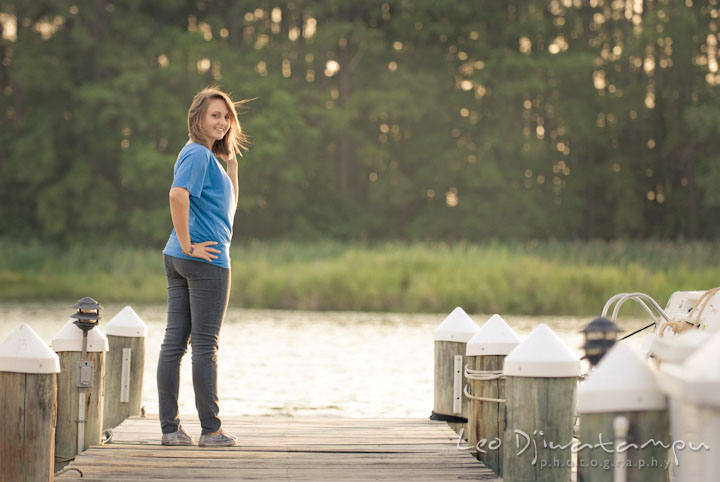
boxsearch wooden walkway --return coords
[55,415,500,481]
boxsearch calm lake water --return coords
[0,301,649,420]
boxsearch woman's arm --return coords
[169,187,219,261]
[221,152,239,207]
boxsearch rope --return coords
[55,467,83,477]
[463,384,505,403]
[464,364,505,381]
[659,287,720,336]
[688,287,720,323]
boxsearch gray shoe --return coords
[161,426,195,446]
[198,431,237,447]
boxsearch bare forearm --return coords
[169,188,192,254]
[226,160,238,206]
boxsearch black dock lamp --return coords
[71,296,102,334]
[580,316,623,367]
[70,296,102,455]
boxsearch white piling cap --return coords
[577,342,666,413]
[105,306,148,337]
[0,323,60,374]
[503,323,581,377]
[51,319,109,352]
[466,314,522,356]
[674,330,720,407]
[433,307,480,342]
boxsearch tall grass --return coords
[1,239,719,316]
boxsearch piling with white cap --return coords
[577,342,669,482]
[464,314,521,476]
[103,306,147,430]
[501,323,581,482]
[52,318,108,461]
[0,323,60,481]
[431,307,480,437]
[659,330,720,482]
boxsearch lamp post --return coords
[70,296,102,455]
[580,316,623,367]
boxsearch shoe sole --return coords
[198,442,236,447]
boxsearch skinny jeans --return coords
[157,254,230,435]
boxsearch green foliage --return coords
[1,1,720,242]
[2,239,719,316]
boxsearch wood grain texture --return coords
[55,415,502,481]
[434,341,469,437]
[466,355,505,476]
[1,372,26,482]
[55,351,105,461]
[502,376,577,482]
[578,410,670,482]
[1,372,57,482]
[103,336,145,430]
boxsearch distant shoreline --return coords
[1,239,718,316]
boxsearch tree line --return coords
[1,0,719,245]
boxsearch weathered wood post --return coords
[502,323,580,482]
[464,314,521,476]
[0,323,60,482]
[431,307,479,437]
[103,306,147,430]
[52,316,108,462]
[577,342,669,482]
[659,330,720,482]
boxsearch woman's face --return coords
[201,98,231,146]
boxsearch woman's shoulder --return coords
[178,142,212,162]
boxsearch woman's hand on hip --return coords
[188,241,221,262]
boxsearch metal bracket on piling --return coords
[77,330,90,455]
[120,348,131,403]
[75,360,95,387]
[453,355,463,414]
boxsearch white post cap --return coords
[577,342,666,413]
[503,323,581,377]
[51,319,109,352]
[466,314,522,356]
[433,307,480,342]
[673,330,720,407]
[0,323,60,374]
[105,306,148,338]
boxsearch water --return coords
[0,302,650,420]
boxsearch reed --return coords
[1,239,718,316]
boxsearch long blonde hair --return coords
[187,87,250,157]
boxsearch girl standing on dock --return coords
[157,87,249,447]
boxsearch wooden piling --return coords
[51,320,108,462]
[501,323,580,482]
[55,350,106,460]
[433,340,469,435]
[432,307,479,437]
[465,355,504,470]
[464,313,521,477]
[503,376,577,482]
[0,323,60,482]
[103,306,147,430]
[578,411,669,482]
[577,342,670,482]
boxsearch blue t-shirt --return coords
[163,142,235,268]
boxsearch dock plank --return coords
[55,416,500,481]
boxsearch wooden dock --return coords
[55,415,499,481]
